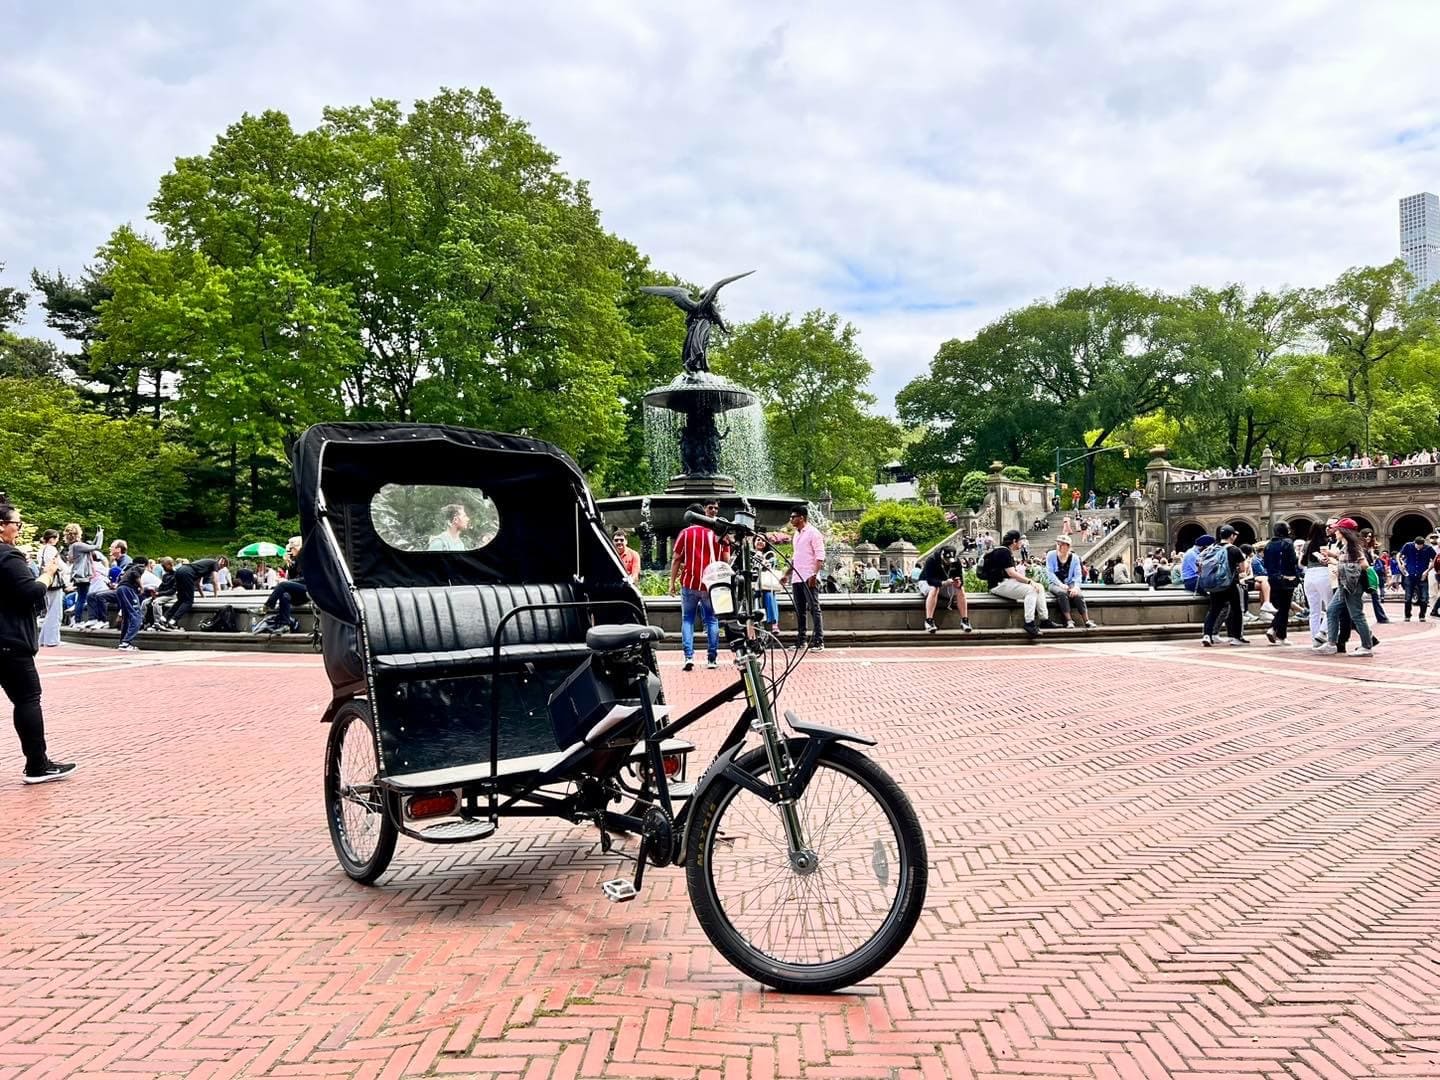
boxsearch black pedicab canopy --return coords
[293,423,633,625]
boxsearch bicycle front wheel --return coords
[686,741,926,993]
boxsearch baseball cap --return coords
[1195,534,1216,549]
[1335,517,1359,530]
[1056,534,1073,545]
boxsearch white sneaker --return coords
[1313,643,1338,654]
[923,619,937,634]
[1201,634,1213,647]
[1226,637,1249,646]
[1260,602,1277,614]
[1278,638,1294,647]
[1350,646,1374,657]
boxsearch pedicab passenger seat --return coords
[357,583,592,673]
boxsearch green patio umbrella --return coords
[236,541,286,558]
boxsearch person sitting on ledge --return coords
[980,529,1052,639]
[920,546,971,634]
[1045,536,1095,629]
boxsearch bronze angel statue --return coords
[640,271,754,374]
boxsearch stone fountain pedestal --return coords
[597,371,797,568]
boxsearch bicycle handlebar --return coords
[684,510,726,531]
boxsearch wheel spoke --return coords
[332,716,383,864]
[702,756,907,968]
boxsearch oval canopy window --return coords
[372,484,501,553]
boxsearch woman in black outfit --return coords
[0,501,76,783]
[263,537,308,633]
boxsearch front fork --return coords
[740,651,816,872]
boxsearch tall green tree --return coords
[0,261,62,379]
[30,265,117,407]
[713,310,897,496]
[1307,259,1440,456]
[0,262,26,328]
[0,377,192,540]
[900,284,1211,494]
[140,88,640,477]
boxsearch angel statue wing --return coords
[638,285,700,312]
[697,270,756,309]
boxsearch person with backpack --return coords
[0,501,77,783]
[1261,522,1299,646]
[981,529,1050,639]
[1315,521,1376,656]
[1199,525,1247,646]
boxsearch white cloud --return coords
[2,0,1437,409]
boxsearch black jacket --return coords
[0,543,46,655]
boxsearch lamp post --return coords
[1052,445,1131,506]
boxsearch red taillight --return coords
[407,792,459,820]
[662,754,682,777]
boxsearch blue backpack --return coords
[1195,544,1233,593]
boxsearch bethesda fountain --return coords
[596,272,799,566]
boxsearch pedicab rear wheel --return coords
[324,699,398,884]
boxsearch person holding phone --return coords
[0,501,77,783]
[781,505,826,651]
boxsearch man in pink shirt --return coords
[781,505,826,651]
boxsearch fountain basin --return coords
[643,371,758,412]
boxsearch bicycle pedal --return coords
[601,879,638,903]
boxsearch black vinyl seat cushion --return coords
[358,584,589,672]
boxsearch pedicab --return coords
[294,422,927,992]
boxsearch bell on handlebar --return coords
[701,560,736,616]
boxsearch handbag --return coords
[759,569,783,592]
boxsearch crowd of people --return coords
[1189,449,1440,479]
[0,496,318,783]
[7,513,309,654]
[655,500,828,670]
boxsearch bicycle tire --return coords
[324,699,398,884]
[686,741,926,993]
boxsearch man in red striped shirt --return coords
[669,501,728,671]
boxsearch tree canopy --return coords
[899,266,1440,497]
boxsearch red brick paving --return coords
[2,624,1439,1079]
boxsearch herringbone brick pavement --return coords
[2,626,1438,1079]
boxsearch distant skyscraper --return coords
[1399,192,1440,295]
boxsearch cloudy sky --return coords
[3,1,1438,409]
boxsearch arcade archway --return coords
[1224,519,1258,546]
[1175,521,1206,551]
[1284,515,1318,542]
[1388,512,1435,553]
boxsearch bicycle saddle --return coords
[586,624,666,654]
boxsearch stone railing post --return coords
[1258,446,1274,536]
[1126,493,1143,568]
[983,461,1007,536]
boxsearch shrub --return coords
[857,501,950,550]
